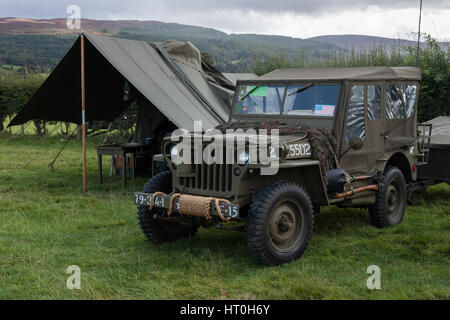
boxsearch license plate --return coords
[285,142,311,159]
[217,203,239,218]
[134,192,166,208]
[134,192,154,206]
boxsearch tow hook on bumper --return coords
[134,192,239,220]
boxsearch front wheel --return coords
[246,181,314,266]
[137,171,198,244]
[369,166,407,228]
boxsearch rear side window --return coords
[401,85,417,118]
[367,85,381,120]
[386,84,417,119]
[345,85,366,143]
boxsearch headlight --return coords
[170,145,179,160]
[237,150,250,165]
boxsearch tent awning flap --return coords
[9,33,233,130]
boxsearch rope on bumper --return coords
[149,192,232,221]
[167,193,181,216]
[214,198,231,222]
[178,194,214,220]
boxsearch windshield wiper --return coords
[239,85,261,101]
[288,83,314,96]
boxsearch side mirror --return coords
[349,136,364,150]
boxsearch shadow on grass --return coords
[314,206,369,235]
[409,184,450,205]
[136,228,259,270]
[133,206,373,270]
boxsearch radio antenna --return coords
[416,0,423,66]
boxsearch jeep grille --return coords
[179,163,233,192]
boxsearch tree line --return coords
[0,68,46,132]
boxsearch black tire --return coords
[369,166,407,228]
[137,171,197,244]
[246,181,314,266]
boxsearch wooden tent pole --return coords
[81,33,87,192]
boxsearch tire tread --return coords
[246,181,314,266]
[368,166,407,228]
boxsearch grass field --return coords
[0,133,449,299]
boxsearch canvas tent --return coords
[8,33,235,132]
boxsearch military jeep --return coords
[135,66,428,266]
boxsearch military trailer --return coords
[134,66,439,266]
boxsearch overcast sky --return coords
[2,0,450,40]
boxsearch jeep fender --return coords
[248,160,328,205]
[375,149,416,182]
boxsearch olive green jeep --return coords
[135,66,428,266]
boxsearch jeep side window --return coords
[367,85,381,120]
[386,85,406,119]
[401,85,417,118]
[345,85,366,143]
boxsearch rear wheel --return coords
[369,166,407,228]
[137,171,197,244]
[246,181,314,266]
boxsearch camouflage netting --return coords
[216,120,339,185]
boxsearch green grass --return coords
[0,133,449,299]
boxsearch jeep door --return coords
[383,82,419,152]
[340,83,384,173]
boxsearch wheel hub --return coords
[269,201,304,252]
[279,213,293,231]
[274,211,294,239]
[386,184,398,214]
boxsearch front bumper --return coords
[134,192,239,219]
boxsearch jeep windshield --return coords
[234,84,340,117]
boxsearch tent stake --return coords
[81,33,87,192]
